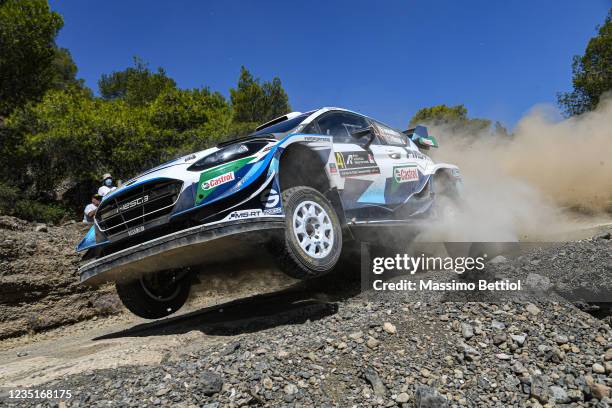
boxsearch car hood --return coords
[103,147,219,202]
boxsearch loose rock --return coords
[363,366,386,397]
[415,385,448,408]
[383,322,397,335]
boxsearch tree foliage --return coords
[558,10,612,116]
[51,47,84,90]
[0,3,294,220]
[98,57,177,106]
[230,66,290,125]
[8,86,234,190]
[0,0,76,116]
[3,61,291,207]
[409,104,495,135]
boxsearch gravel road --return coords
[0,222,610,407]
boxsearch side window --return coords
[317,113,370,143]
[302,121,320,134]
[373,121,408,146]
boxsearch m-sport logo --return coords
[228,210,262,219]
[118,195,149,211]
[202,171,235,190]
[393,166,419,183]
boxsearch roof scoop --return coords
[255,111,303,131]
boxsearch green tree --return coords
[409,104,492,134]
[230,66,290,125]
[0,0,64,116]
[98,57,177,106]
[558,10,612,116]
[148,87,232,150]
[7,84,235,195]
[410,104,469,126]
[149,88,229,132]
[262,77,291,121]
[51,47,84,90]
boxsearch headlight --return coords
[188,141,269,171]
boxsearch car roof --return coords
[285,107,366,125]
[252,107,365,135]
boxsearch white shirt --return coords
[98,185,116,196]
[83,203,98,223]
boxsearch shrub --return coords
[13,199,70,224]
[0,183,19,215]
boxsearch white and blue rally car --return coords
[77,107,461,318]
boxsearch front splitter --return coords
[79,218,285,286]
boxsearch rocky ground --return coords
[0,225,610,407]
[0,216,122,339]
[36,300,610,408]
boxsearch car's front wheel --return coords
[272,186,342,279]
[115,270,191,319]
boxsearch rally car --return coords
[77,107,461,318]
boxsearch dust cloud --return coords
[422,94,612,242]
[187,255,298,305]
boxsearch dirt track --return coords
[0,217,610,406]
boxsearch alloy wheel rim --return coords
[292,200,334,259]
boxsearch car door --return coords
[370,120,432,212]
[315,112,397,219]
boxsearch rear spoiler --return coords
[402,125,438,149]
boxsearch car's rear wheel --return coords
[272,186,342,279]
[115,270,191,319]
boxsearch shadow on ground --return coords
[94,260,362,341]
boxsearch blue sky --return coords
[52,1,609,130]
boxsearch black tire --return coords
[272,186,342,279]
[115,270,191,319]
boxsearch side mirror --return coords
[402,125,439,149]
[350,126,375,149]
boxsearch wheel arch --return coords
[431,163,462,198]
[277,143,348,229]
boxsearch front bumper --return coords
[79,218,284,286]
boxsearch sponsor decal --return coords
[260,188,280,208]
[334,151,380,177]
[225,207,283,220]
[404,148,430,161]
[393,165,419,183]
[227,209,262,220]
[195,156,253,204]
[328,162,338,174]
[118,195,148,211]
[340,167,381,177]
[202,171,235,190]
[264,207,282,215]
[127,225,145,236]
[335,152,345,169]
[376,125,406,146]
[451,168,461,178]
[304,136,330,143]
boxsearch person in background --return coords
[98,173,116,196]
[83,193,102,224]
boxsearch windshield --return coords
[251,113,311,136]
